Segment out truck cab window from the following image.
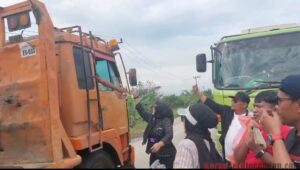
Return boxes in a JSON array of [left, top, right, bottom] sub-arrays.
[[96, 60, 112, 91], [108, 62, 121, 87], [73, 47, 94, 89], [96, 60, 121, 91]]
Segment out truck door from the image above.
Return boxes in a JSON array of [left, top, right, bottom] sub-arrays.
[[95, 59, 129, 135]]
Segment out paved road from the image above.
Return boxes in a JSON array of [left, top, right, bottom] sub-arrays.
[[131, 117, 218, 168]]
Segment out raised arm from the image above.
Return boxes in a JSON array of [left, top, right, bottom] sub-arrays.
[[234, 121, 254, 164], [135, 103, 152, 123], [96, 75, 127, 93], [192, 85, 207, 103], [261, 110, 294, 168], [235, 122, 274, 165], [132, 89, 153, 123], [234, 139, 249, 164], [193, 85, 230, 116]]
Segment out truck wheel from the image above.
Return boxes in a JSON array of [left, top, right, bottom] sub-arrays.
[[79, 150, 115, 169]]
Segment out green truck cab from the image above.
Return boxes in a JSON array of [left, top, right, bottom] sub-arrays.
[[196, 23, 300, 153], [197, 23, 300, 108]]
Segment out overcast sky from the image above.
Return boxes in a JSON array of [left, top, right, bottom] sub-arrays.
[[2, 0, 300, 94]]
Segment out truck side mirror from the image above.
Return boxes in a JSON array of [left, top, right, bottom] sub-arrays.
[[128, 68, 137, 86], [196, 54, 207, 72]]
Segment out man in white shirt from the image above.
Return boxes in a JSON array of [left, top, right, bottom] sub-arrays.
[[193, 85, 250, 164]]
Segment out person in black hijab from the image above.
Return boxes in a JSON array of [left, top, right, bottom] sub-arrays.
[[174, 103, 224, 168], [135, 100, 176, 168]]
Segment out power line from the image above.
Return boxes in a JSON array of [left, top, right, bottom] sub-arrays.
[[120, 47, 178, 80], [113, 47, 169, 81], [120, 44, 191, 81], [116, 49, 174, 86], [123, 44, 189, 80], [121, 40, 190, 81], [67, 33, 185, 81], [120, 44, 190, 81]]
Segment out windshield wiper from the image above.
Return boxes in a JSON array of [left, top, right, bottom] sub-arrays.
[[245, 81, 280, 94], [254, 80, 281, 85], [226, 84, 240, 88]]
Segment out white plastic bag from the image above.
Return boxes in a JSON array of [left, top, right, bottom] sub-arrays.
[[150, 159, 166, 169]]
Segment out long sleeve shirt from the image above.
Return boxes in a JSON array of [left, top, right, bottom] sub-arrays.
[[174, 139, 210, 168]]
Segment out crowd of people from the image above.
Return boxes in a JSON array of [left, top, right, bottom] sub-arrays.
[[133, 74, 300, 169]]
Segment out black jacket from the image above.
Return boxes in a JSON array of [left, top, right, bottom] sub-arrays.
[[135, 103, 176, 157], [204, 98, 249, 160], [284, 128, 300, 168]]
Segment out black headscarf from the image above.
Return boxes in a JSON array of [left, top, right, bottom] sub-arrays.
[[142, 101, 173, 145], [184, 103, 223, 168], [184, 103, 218, 141], [153, 101, 174, 123]]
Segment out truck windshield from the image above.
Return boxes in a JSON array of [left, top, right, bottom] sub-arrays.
[[214, 31, 300, 89]]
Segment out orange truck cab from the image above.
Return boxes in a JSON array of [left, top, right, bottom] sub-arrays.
[[0, 0, 136, 168]]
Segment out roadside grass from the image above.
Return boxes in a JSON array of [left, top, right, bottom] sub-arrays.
[[129, 121, 147, 139]]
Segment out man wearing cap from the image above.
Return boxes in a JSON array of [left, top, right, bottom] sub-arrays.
[[193, 85, 250, 164], [260, 74, 300, 168]]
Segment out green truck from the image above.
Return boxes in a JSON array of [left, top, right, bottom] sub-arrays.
[[197, 23, 300, 108], [196, 23, 300, 153]]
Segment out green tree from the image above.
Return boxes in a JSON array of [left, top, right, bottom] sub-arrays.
[[161, 89, 213, 110]]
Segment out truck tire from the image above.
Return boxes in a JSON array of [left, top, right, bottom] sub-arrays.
[[79, 150, 115, 169]]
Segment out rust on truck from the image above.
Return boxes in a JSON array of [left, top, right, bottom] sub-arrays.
[[0, 0, 135, 168]]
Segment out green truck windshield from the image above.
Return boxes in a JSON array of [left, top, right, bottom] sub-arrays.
[[214, 31, 300, 89]]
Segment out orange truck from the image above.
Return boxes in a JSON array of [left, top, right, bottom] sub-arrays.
[[0, 0, 136, 168]]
